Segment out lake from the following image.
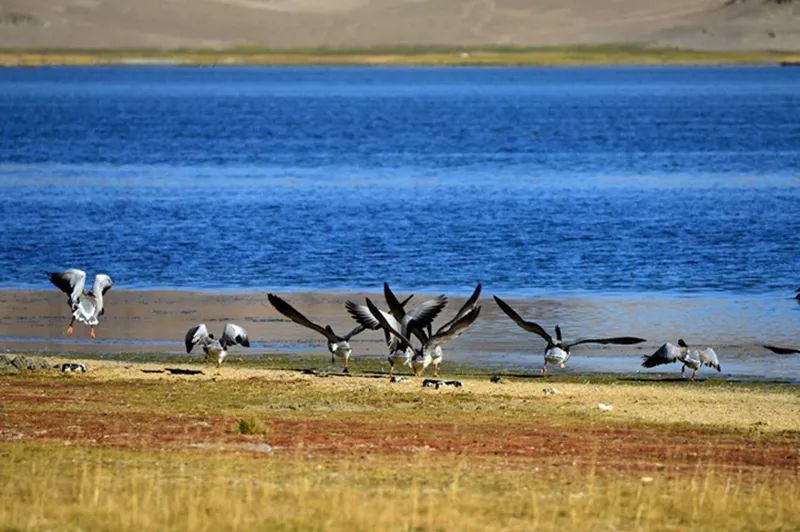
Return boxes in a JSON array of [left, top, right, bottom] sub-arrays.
[[1, 66, 798, 377]]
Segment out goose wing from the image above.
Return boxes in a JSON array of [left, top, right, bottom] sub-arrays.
[[366, 297, 414, 350], [222, 323, 250, 349], [268, 293, 337, 342], [641, 342, 681, 368], [567, 336, 647, 349], [763, 344, 800, 355], [342, 324, 367, 341], [437, 283, 481, 332], [185, 323, 211, 353], [346, 300, 401, 348], [403, 295, 448, 338], [383, 282, 407, 322], [492, 296, 553, 344], [92, 274, 113, 297], [429, 306, 481, 349], [697, 347, 721, 371], [346, 301, 402, 331], [47, 269, 86, 308]]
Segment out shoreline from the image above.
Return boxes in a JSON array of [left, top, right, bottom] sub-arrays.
[[1, 289, 798, 381], [1, 46, 798, 67]]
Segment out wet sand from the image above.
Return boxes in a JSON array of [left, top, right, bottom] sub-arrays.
[[1, 289, 798, 381]]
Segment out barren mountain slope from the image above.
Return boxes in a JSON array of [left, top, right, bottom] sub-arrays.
[[0, 0, 798, 50]]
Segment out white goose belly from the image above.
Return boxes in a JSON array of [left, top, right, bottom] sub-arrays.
[[430, 345, 443, 365], [544, 346, 569, 366]]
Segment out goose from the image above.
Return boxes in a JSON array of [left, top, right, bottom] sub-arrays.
[[423, 283, 482, 376], [47, 269, 113, 339], [185, 323, 250, 368], [382, 283, 448, 343], [493, 295, 646, 375], [345, 293, 415, 353], [365, 297, 480, 377], [795, 288, 800, 302], [345, 293, 416, 376], [268, 293, 366, 373], [641, 339, 721, 380], [346, 290, 446, 375], [763, 344, 800, 355]]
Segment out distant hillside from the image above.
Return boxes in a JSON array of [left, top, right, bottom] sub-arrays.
[[1, 0, 799, 51]]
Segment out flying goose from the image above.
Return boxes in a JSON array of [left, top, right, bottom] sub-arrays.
[[365, 297, 480, 377], [268, 293, 366, 373], [493, 295, 646, 375], [641, 339, 720, 380], [346, 291, 446, 375], [185, 323, 250, 368], [382, 283, 448, 343], [47, 269, 113, 339], [345, 293, 415, 353], [345, 293, 415, 375], [763, 344, 800, 355], [422, 283, 482, 376]]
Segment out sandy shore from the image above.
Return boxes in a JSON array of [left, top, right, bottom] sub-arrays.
[[1, 289, 798, 380]]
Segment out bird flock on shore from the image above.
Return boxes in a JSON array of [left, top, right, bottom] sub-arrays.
[[46, 269, 800, 381]]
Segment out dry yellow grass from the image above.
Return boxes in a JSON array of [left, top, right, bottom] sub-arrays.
[[1, 444, 797, 531]]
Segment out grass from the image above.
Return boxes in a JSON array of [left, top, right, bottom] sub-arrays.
[[0, 44, 798, 66], [1, 444, 797, 531], [0, 357, 798, 530], [238, 416, 268, 435]]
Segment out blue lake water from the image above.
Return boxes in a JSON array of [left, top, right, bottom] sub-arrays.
[[0, 66, 799, 296]]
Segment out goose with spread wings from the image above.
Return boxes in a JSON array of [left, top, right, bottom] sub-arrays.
[[366, 297, 480, 377], [345, 293, 417, 375], [422, 283, 482, 376], [346, 290, 446, 375], [493, 295, 646, 375], [185, 323, 250, 368], [641, 339, 720, 380], [382, 282, 449, 342], [47, 269, 113, 339], [268, 293, 366, 373], [345, 292, 415, 353]]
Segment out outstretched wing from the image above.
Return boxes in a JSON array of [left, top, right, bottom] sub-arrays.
[[185, 323, 210, 353], [383, 282, 407, 322], [92, 274, 113, 296], [568, 336, 647, 348], [222, 323, 250, 349], [404, 295, 448, 338], [342, 324, 367, 341], [437, 283, 481, 332], [429, 306, 481, 349], [641, 342, 681, 368], [763, 344, 800, 355], [47, 269, 86, 308], [346, 300, 403, 349], [366, 297, 414, 350], [697, 347, 721, 371], [492, 296, 553, 344], [346, 301, 401, 330], [268, 293, 337, 342]]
